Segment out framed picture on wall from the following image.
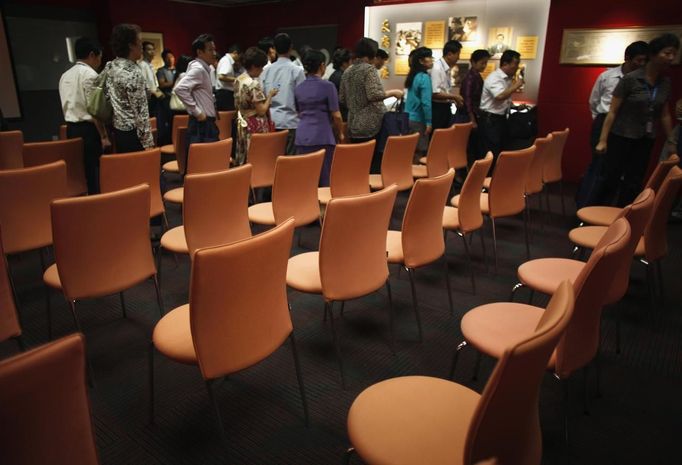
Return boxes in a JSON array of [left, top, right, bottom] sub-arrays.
[[140, 31, 164, 70], [487, 27, 513, 58]]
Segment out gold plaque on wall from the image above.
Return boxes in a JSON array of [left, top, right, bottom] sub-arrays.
[[394, 56, 410, 75], [516, 36, 538, 60], [424, 21, 445, 49]]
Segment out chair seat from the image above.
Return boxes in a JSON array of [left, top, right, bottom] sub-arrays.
[[576, 206, 621, 226], [411, 164, 428, 179], [163, 187, 184, 204], [461, 302, 556, 368], [160, 144, 175, 156], [286, 252, 321, 294], [568, 225, 607, 250], [348, 375, 479, 465], [43, 264, 61, 290], [442, 206, 460, 230], [162, 160, 179, 173], [482, 177, 491, 190], [369, 174, 384, 190], [418, 156, 427, 165], [248, 202, 276, 226], [152, 304, 197, 365], [160, 226, 188, 254], [517, 258, 584, 295], [386, 230, 404, 264], [317, 187, 331, 205], [451, 193, 489, 215]]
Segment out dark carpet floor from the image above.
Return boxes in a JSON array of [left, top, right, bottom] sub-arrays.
[[3, 181, 681, 465]]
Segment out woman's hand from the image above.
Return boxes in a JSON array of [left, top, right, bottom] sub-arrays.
[[425, 125, 433, 136], [595, 141, 607, 154], [387, 89, 404, 99], [338, 132, 345, 144], [268, 88, 279, 98]]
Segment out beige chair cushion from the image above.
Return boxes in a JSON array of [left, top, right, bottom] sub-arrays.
[[163, 187, 184, 204], [317, 187, 332, 205], [162, 160, 179, 173], [517, 258, 584, 295], [152, 304, 197, 364], [576, 206, 621, 226], [248, 202, 276, 226], [482, 177, 491, 190], [160, 226, 188, 254], [411, 164, 428, 179], [451, 192, 490, 215], [43, 264, 62, 290], [369, 174, 384, 190], [160, 144, 175, 156], [442, 206, 461, 230], [386, 230, 404, 265], [286, 252, 322, 294]]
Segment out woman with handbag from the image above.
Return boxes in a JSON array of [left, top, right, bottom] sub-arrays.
[[234, 47, 278, 166], [405, 46, 434, 159]]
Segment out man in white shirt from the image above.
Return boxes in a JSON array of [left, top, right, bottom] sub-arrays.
[[139, 41, 165, 120], [215, 44, 241, 111], [588, 41, 648, 148], [258, 37, 277, 72], [58, 37, 108, 194], [261, 33, 305, 154], [429, 40, 464, 130], [479, 49, 524, 162]]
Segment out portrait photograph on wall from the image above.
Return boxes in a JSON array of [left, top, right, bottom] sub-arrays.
[[448, 16, 479, 42], [488, 26, 513, 58], [139, 31, 164, 70], [395, 22, 422, 55]]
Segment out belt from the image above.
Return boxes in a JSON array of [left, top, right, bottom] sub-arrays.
[[190, 115, 216, 121], [480, 111, 506, 120]]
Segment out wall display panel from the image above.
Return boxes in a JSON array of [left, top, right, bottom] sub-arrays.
[[140, 32, 164, 70], [0, 10, 21, 118], [365, 0, 551, 102]]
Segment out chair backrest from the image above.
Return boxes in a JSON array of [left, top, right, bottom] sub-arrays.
[[58, 124, 68, 140], [99, 148, 164, 219], [543, 128, 569, 183], [0, 334, 99, 465], [183, 164, 252, 257], [0, 226, 21, 343], [186, 138, 232, 175], [190, 219, 295, 380], [329, 141, 374, 198], [149, 116, 157, 129], [644, 154, 679, 193], [465, 281, 574, 465], [320, 185, 398, 301], [643, 167, 682, 262], [525, 134, 552, 195], [23, 138, 87, 196], [380, 133, 418, 191], [247, 130, 287, 188], [272, 150, 324, 226], [0, 161, 68, 254], [175, 127, 189, 174], [51, 184, 156, 300], [217, 111, 236, 140], [0, 130, 24, 170], [554, 218, 631, 378], [604, 188, 655, 304], [425, 126, 454, 177], [402, 169, 454, 268], [489, 146, 536, 218], [171, 114, 190, 145], [458, 153, 494, 233], [449, 122, 473, 170]]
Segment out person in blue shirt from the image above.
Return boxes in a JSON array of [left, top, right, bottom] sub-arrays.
[[405, 47, 434, 157]]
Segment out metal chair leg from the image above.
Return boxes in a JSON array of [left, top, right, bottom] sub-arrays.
[[385, 280, 396, 354], [510, 282, 525, 301], [478, 229, 488, 273], [442, 259, 454, 315], [406, 268, 423, 342], [523, 204, 531, 260], [327, 301, 347, 389], [68, 300, 83, 333], [205, 379, 226, 438], [449, 340, 467, 380], [343, 447, 356, 465], [119, 291, 127, 318], [490, 217, 498, 273], [339, 301, 346, 317], [557, 374, 570, 447], [471, 351, 482, 381], [151, 276, 164, 317], [289, 333, 309, 426], [148, 343, 155, 424], [528, 289, 535, 305], [655, 260, 665, 305], [616, 308, 621, 355], [460, 232, 476, 295], [571, 246, 580, 258], [156, 244, 163, 289], [45, 285, 53, 340]]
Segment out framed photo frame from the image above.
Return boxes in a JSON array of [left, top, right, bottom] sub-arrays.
[[560, 25, 682, 65], [140, 31, 164, 70]]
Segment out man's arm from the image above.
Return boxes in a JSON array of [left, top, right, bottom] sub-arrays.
[[82, 72, 110, 146], [588, 74, 603, 119], [493, 77, 523, 101], [173, 66, 202, 118]]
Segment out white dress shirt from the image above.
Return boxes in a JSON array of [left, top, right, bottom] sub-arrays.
[[429, 57, 452, 94], [589, 65, 624, 119], [138, 59, 159, 94], [216, 53, 236, 91], [480, 68, 513, 115], [261, 57, 306, 129], [322, 63, 335, 80], [58, 61, 98, 123], [174, 58, 217, 118]]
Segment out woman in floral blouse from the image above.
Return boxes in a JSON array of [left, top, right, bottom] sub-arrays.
[[234, 47, 278, 165]]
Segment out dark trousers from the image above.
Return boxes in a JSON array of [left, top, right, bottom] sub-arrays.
[[184, 116, 220, 173], [432, 102, 453, 130], [66, 121, 102, 194], [479, 111, 507, 167], [215, 89, 235, 111], [600, 133, 655, 207], [278, 128, 297, 155], [157, 93, 173, 146], [590, 113, 607, 150], [351, 135, 382, 174], [297, 144, 335, 187], [114, 128, 144, 153]]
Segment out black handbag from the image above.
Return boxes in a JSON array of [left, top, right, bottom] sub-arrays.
[[507, 103, 537, 140], [376, 98, 409, 153]]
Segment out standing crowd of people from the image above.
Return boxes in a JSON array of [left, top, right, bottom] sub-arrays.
[[57, 24, 679, 211]]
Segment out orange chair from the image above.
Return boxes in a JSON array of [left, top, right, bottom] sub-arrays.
[[0, 334, 100, 465], [99, 148, 166, 226], [318, 141, 374, 205], [163, 138, 232, 205], [217, 110, 236, 140], [0, 130, 24, 169], [449, 122, 474, 171], [412, 125, 454, 178], [543, 128, 570, 216], [43, 185, 164, 346], [161, 126, 189, 176], [58, 124, 68, 140], [443, 154, 493, 293], [158, 165, 252, 285], [150, 219, 308, 434], [369, 133, 418, 191], [453, 220, 630, 442], [160, 114, 189, 157], [452, 146, 535, 271], [247, 130, 288, 199], [249, 150, 324, 232], [0, 226, 23, 351], [576, 154, 679, 226], [387, 169, 455, 341], [345, 280, 574, 465], [23, 138, 88, 196], [287, 186, 398, 387]]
